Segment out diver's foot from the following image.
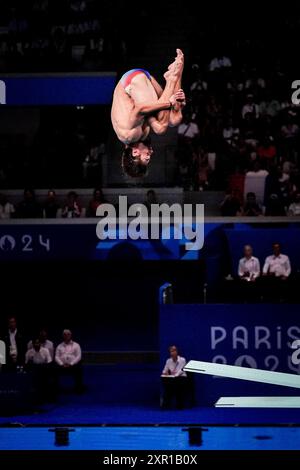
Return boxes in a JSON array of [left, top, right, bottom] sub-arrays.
[[168, 50, 184, 69], [164, 50, 184, 80], [164, 69, 173, 80], [176, 48, 184, 61], [165, 60, 183, 79], [171, 58, 184, 78]]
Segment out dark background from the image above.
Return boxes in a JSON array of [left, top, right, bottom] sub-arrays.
[[0, 259, 205, 350]]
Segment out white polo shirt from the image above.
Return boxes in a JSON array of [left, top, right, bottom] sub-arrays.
[[162, 356, 187, 377], [263, 254, 291, 277]]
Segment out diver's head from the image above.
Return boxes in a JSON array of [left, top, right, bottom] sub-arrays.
[[122, 140, 153, 177]]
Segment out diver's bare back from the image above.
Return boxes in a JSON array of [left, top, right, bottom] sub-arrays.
[[111, 81, 148, 145]]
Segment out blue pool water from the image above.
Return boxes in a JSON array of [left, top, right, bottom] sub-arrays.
[[0, 426, 300, 450]]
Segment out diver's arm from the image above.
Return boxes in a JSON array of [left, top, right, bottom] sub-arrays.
[[135, 101, 173, 116]]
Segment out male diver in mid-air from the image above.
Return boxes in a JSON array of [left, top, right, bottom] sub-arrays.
[[111, 49, 185, 177]]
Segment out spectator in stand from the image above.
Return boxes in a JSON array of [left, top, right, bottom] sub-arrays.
[[43, 190, 60, 218], [82, 143, 106, 184], [206, 95, 222, 120], [278, 166, 292, 207], [0, 193, 15, 219], [245, 70, 266, 94], [244, 162, 269, 205], [281, 117, 299, 162], [178, 114, 200, 141], [282, 160, 295, 181], [222, 118, 240, 145], [62, 191, 82, 218], [27, 328, 54, 361], [242, 192, 262, 216], [51, 27, 68, 63], [17, 189, 42, 218], [264, 165, 282, 201], [144, 189, 158, 211], [4, 316, 25, 370], [87, 188, 106, 217], [242, 94, 259, 119], [177, 159, 191, 190], [259, 93, 281, 118], [55, 329, 84, 393], [265, 193, 286, 216], [209, 54, 232, 72], [190, 70, 208, 92], [281, 119, 299, 141], [226, 76, 244, 93], [257, 136, 277, 167], [70, 1, 87, 13], [196, 152, 211, 191], [241, 112, 258, 147], [220, 189, 242, 216], [288, 192, 300, 216]]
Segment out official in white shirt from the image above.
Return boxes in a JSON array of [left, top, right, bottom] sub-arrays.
[[162, 346, 187, 377], [55, 329, 84, 393], [261, 243, 291, 301], [25, 337, 54, 402], [237, 245, 261, 301], [27, 328, 54, 361], [25, 339, 52, 365], [238, 245, 260, 282], [161, 345, 188, 409], [263, 243, 291, 279]]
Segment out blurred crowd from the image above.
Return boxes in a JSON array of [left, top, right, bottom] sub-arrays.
[[176, 59, 300, 214], [0, 0, 134, 72], [0, 187, 162, 219], [175, 33, 300, 215], [0, 187, 106, 218]]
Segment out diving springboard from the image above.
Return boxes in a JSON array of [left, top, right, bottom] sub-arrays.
[[183, 360, 300, 388], [215, 397, 300, 408]]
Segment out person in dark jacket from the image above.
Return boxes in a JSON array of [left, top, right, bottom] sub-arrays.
[[4, 316, 26, 370]]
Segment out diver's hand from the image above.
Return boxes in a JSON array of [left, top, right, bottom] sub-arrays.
[[175, 89, 186, 106], [169, 94, 177, 107]]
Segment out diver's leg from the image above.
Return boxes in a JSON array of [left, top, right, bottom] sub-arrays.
[[130, 48, 183, 105], [150, 76, 164, 98], [151, 50, 184, 127]]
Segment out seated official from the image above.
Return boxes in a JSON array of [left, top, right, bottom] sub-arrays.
[[25, 338, 52, 366], [27, 328, 54, 361], [161, 345, 188, 409], [25, 337, 52, 402], [238, 245, 260, 282], [261, 242, 291, 301], [262, 242, 291, 280], [237, 244, 260, 302], [55, 329, 84, 393]]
